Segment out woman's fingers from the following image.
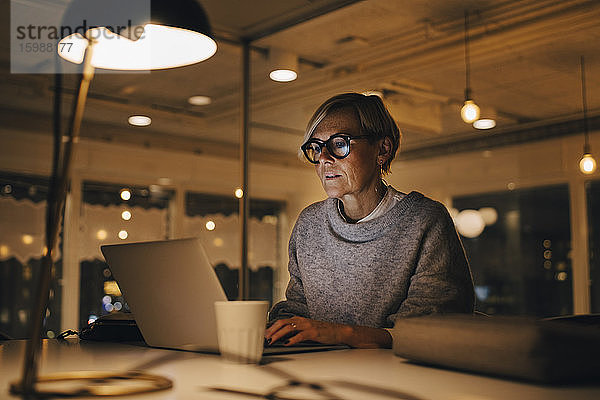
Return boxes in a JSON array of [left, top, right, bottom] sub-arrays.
[[264, 317, 303, 345], [265, 317, 344, 346]]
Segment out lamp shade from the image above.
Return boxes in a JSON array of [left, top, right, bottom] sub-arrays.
[[58, 0, 216, 70]]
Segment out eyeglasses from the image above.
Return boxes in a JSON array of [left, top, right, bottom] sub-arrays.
[[301, 133, 371, 164]]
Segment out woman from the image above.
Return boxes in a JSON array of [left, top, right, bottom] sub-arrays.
[[265, 93, 474, 349]]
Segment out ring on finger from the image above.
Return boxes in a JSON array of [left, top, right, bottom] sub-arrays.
[[290, 323, 297, 329]]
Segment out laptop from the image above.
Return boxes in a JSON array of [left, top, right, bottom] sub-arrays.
[[100, 238, 347, 354]]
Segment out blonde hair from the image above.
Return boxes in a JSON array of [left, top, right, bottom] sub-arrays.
[[302, 93, 401, 174]]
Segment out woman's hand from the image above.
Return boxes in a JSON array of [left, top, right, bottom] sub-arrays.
[[265, 316, 346, 346], [264, 317, 392, 348]]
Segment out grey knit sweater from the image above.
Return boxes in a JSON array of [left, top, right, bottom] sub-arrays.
[[269, 191, 474, 328]]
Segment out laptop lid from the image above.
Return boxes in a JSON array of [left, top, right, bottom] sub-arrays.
[[101, 238, 226, 351]]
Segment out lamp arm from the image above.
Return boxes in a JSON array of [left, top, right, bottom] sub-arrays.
[[12, 40, 95, 397]]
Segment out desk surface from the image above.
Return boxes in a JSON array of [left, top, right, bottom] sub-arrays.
[[1, 340, 599, 399]]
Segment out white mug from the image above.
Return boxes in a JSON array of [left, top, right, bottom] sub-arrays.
[[214, 301, 269, 363]]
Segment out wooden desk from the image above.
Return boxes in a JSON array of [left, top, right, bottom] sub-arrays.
[[1, 340, 599, 399]]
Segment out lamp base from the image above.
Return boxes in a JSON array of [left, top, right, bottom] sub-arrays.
[[10, 370, 172, 397]]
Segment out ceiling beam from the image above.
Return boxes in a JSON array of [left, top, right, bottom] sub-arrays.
[[398, 114, 600, 161]]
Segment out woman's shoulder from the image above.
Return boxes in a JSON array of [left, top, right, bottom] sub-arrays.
[[297, 198, 331, 221], [397, 190, 453, 220]]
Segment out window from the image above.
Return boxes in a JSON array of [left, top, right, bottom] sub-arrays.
[[586, 180, 600, 313], [79, 182, 173, 328], [0, 172, 62, 339], [184, 192, 285, 304], [453, 184, 572, 317]]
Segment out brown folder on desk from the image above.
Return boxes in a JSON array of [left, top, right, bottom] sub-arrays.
[[392, 314, 600, 383]]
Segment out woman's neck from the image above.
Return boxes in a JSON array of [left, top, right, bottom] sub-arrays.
[[339, 180, 387, 222]]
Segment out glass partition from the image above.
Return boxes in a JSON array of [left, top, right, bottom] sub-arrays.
[[0, 172, 62, 339], [453, 184, 572, 317]]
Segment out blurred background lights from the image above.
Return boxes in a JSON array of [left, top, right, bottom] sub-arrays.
[[96, 229, 108, 240], [205, 220, 216, 231], [118, 230, 128, 240], [114, 302, 123, 311], [188, 95, 212, 105], [18, 309, 27, 324], [478, 207, 498, 226], [128, 115, 152, 127], [120, 189, 131, 201], [21, 234, 34, 245], [213, 237, 224, 247], [262, 215, 278, 224], [474, 286, 490, 301], [157, 177, 172, 185], [149, 185, 163, 193], [556, 272, 568, 281], [102, 295, 112, 304], [104, 303, 114, 312], [121, 210, 132, 221], [0, 245, 10, 258], [234, 188, 243, 198], [454, 209, 485, 238], [3, 184, 12, 194]]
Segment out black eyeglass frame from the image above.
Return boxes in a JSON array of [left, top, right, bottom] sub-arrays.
[[301, 133, 372, 164]]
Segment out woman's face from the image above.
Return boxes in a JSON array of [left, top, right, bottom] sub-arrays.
[[311, 108, 381, 201]]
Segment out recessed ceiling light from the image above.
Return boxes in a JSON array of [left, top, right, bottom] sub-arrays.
[[473, 119, 496, 130], [269, 69, 297, 82], [188, 95, 212, 106], [128, 115, 151, 126]]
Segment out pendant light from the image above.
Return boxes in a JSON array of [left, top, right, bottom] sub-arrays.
[[461, 10, 480, 124], [579, 55, 597, 174]]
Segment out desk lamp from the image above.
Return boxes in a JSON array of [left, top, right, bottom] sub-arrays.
[[10, 0, 216, 397]]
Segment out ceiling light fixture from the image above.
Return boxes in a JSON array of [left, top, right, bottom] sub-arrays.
[[473, 118, 496, 130], [269, 48, 298, 82], [188, 95, 212, 105], [128, 115, 151, 126], [578, 56, 597, 175], [460, 10, 480, 124]]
